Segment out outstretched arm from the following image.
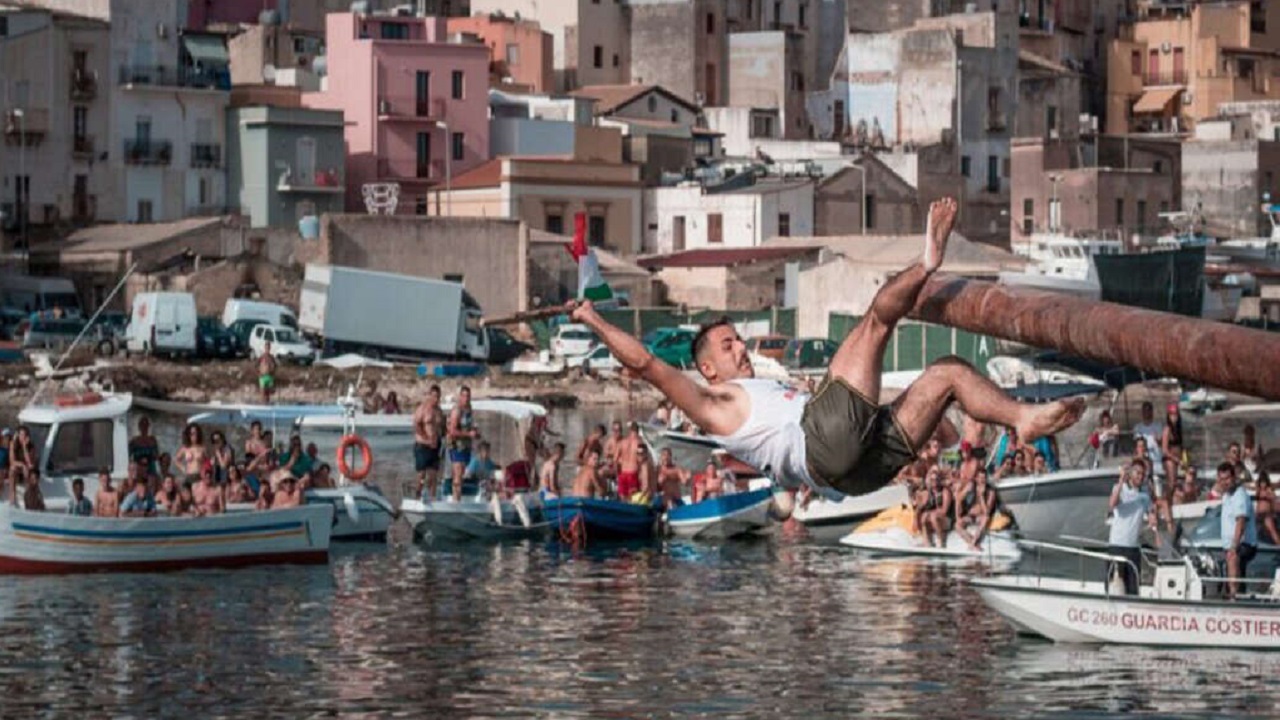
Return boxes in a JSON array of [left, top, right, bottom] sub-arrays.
[[570, 301, 738, 435]]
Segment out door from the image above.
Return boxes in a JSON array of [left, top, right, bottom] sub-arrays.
[[673, 215, 686, 251], [416, 132, 432, 177], [415, 71, 431, 116], [708, 213, 723, 244], [1173, 47, 1185, 84], [834, 99, 845, 139]]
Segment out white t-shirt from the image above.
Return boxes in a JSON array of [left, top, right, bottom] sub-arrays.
[[1220, 485, 1258, 549], [1108, 483, 1151, 548], [708, 378, 814, 491]]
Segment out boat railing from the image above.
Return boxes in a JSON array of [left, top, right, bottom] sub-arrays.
[[1019, 539, 1141, 596]]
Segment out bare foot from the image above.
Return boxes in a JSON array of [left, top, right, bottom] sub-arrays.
[[924, 197, 958, 273], [1016, 398, 1086, 443]]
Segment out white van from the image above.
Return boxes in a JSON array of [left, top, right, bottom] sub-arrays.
[[0, 274, 83, 318], [125, 292, 197, 356], [222, 299, 298, 330]]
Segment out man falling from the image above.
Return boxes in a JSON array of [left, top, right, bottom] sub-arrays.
[[568, 198, 1083, 502]]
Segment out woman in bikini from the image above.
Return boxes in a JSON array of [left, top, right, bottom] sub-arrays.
[[174, 424, 208, 482], [210, 430, 235, 485], [1243, 424, 1265, 478], [1255, 471, 1280, 546]]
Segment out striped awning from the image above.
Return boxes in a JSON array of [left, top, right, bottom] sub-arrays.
[[1132, 87, 1180, 114]]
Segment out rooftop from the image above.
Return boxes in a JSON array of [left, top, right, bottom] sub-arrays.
[[61, 217, 224, 254], [765, 233, 1025, 273], [570, 84, 699, 116], [637, 246, 820, 270]]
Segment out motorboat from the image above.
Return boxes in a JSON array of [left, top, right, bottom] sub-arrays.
[[542, 497, 660, 541], [838, 505, 1022, 563], [664, 487, 777, 540], [972, 540, 1280, 648], [793, 483, 911, 542], [0, 502, 332, 574]]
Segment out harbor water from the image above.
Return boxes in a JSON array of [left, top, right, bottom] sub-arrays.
[[0, 406, 1276, 716]]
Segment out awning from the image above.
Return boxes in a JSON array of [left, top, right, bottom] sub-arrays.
[[182, 35, 229, 66], [1132, 87, 1180, 114]]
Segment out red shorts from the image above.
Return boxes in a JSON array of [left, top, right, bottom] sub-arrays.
[[617, 471, 641, 499]]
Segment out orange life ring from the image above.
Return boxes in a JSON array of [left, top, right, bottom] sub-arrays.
[[54, 392, 103, 408], [337, 434, 373, 481]]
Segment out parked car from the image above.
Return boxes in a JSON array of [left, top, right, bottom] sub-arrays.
[[226, 319, 267, 356], [223, 299, 298, 330], [486, 327, 533, 365], [196, 316, 238, 359], [22, 318, 88, 351], [550, 323, 595, 358], [785, 337, 838, 369], [571, 343, 623, 375], [746, 334, 790, 362], [647, 328, 697, 368], [0, 307, 26, 341], [249, 324, 316, 364]]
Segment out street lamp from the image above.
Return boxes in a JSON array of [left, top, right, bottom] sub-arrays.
[[434, 119, 451, 217], [13, 108, 26, 258]]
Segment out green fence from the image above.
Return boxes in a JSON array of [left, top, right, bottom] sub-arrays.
[[529, 307, 798, 349], [828, 313, 997, 372]]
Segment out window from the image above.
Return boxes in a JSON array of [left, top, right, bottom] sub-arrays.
[[137, 200, 153, 223], [1137, 200, 1147, 231], [752, 114, 774, 137], [799, 2, 807, 27], [506, 43, 520, 65], [416, 71, 431, 114], [1159, 201, 1169, 215], [1115, 198, 1124, 226], [865, 195, 875, 230], [47, 420, 114, 474], [73, 49, 87, 72], [1252, 1, 1266, 33], [987, 155, 999, 192], [416, 132, 432, 174], [746, 0, 752, 19], [294, 36, 307, 54], [708, 212, 723, 243], [648, 95, 658, 113], [451, 70, 464, 99], [199, 176, 210, 205], [961, 155, 970, 178], [706, 12, 715, 34], [593, 45, 603, 68], [1130, 49, 1141, 76], [136, 115, 152, 143], [73, 106, 87, 139], [1022, 198, 1034, 234], [444, 273, 464, 284], [670, 109, 679, 123], [673, 215, 686, 251], [774, 1, 781, 21], [546, 214, 564, 234], [612, 53, 619, 68], [415, 197, 428, 215], [987, 86, 1003, 130], [451, 131, 464, 161], [1153, 160, 1164, 174], [380, 22, 409, 40], [0, 17, 7, 36], [791, 72, 804, 91], [1046, 105, 1057, 134], [296, 137, 316, 184], [778, 212, 791, 237], [588, 215, 606, 247]]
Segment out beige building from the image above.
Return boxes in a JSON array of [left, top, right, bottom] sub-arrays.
[[468, 0, 629, 92], [1108, 1, 1280, 135], [638, 245, 820, 310], [816, 154, 926, 236]]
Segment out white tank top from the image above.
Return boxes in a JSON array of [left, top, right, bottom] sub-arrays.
[[708, 378, 814, 490]]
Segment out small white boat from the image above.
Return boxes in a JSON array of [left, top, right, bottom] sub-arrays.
[[401, 492, 545, 541], [839, 506, 1022, 563], [0, 502, 333, 574], [972, 541, 1280, 648], [664, 487, 777, 540]]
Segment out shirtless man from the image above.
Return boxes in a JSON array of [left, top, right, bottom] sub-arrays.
[[566, 198, 1083, 504], [272, 476, 303, 508], [570, 451, 605, 498], [615, 422, 644, 500], [657, 449, 689, 509], [577, 424, 606, 464], [636, 445, 658, 500], [601, 421, 625, 485], [192, 466, 225, 516], [245, 420, 269, 458], [129, 417, 160, 480], [256, 343, 278, 404], [412, 384, 446, 501], [21, 469, 45, 511], [94, 469, 120, 518], [539, 442, 566, 498]]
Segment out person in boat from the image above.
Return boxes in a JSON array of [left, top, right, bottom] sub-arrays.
[[523, 416, 555, 469], [94, 469, 120, 518], [615, 422, 645, 501], [0, 428, 10, 496], [539, 442, 565, 498], [383, 390, 402, 415], [651, 401, 671, 428], [413, 384, 446, 502], [577, 424, 606, 465], [1224, 442, 1253, 484], [128, 417, 160, 480], [119, 477, 156, 518], [953, 463, 999, 551], [1089, 409, 1120, 461], [155, 474, 179, 513], [271, 475, 303, 509], [913, 467, 953, 547], [8, 425, 35, 488], [173, 482, 197, 517], [447, 385, 481, 503], [1030, 451, 1048, 475], [464, 441, 499, 497], [1107, 460, 1156, 596], [570, 450, 605, 499], [1242, 424, 1265, 478], [245, 420, 269, 458], [1160, 402, 1185, 495], [601, 420, 625, 491], [1132, 401, 1164, 469], [192, 464, 225, 516], [1254, 471, 1280, 547], [207, 430, 234, 485], [244, 451, 271, 497], [224, 465, 253, 504], [1030, 433, 1059, 473], [67, 477, 93, 517], [634, 444, 658, 504], [1172, 466, 1202, 505], [1217, 462, 1259, 599], [992, 452, 1016, 481], [657, 448, 689, 509], [175, 423, 207, 483], [257, 342, 278, 404], [279, 434, 313, 479], [1011, 448, 1030, 477], [362, 380, 385, 414], [255, 479, 275, 510], [311, 463, 335, 490]]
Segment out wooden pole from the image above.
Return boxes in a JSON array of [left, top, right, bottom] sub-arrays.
[[910, 274, 1280, 401], [481, 304, 571, 327]]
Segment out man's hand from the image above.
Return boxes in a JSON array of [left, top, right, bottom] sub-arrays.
[[568, 299, 599, 326]]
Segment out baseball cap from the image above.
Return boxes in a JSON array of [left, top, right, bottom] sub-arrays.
[[1167, 403, 1179, 413]]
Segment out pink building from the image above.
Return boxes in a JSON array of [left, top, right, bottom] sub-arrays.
[[302, 12, 490, 213], [447, 13, 554, 94]]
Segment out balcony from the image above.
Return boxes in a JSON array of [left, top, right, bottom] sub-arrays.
[[70, 69, 98, 100], [118, 64, 226, 91], [3, 108, 49, 146], [376, 158, 443, 182], [277, 168, 344, 193], [190, 143, 222, 169], [123, 139, 173, 165], [376, 95, 446, 122], [72, 135, 95, 160], [1143, 69, 1188, 87], [72, 194, 97, 223]]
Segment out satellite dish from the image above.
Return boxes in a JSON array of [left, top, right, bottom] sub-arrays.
[[263, 64, 277, 84]]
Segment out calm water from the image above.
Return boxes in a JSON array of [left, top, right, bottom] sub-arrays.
[[0, 406, 1277, 716]]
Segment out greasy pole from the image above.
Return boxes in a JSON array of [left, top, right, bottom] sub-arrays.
[[909, 274, 1280, 401]]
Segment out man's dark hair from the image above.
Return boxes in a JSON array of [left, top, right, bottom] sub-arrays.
[[692, 317, 735, 364], [553, 442, 566, 453], [595, 424, 606, 435], [429, 384, 441, 394], [1229, 441, 1241, 451], [1217, 462, 1236, 477], [72, 477, 84, 488]]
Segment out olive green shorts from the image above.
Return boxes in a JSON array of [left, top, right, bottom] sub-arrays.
[[801, 375, 916, 496]]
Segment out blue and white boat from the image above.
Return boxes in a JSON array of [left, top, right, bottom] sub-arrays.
[[542, 498, 660, 541], [665, 488, 776, 540]]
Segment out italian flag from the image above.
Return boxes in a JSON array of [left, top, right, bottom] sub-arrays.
[[567, 212, 614, 301]]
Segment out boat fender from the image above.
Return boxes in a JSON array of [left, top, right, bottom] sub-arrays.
[[54, 391, 103, 407], [768, 489, 795, 521], [343, 492, 360, 523], [336, 435, 373, 481], [490, 493, 503, 526]]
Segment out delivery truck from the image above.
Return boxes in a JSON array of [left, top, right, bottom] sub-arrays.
[[299, 265, 489, 361]]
